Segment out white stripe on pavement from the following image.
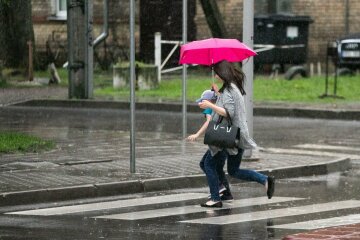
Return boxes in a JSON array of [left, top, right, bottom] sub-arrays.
[[5, 193, 205, 216], [180, 200, 360, 225], [94, 197, 302, 220], [294, 144, 360, 152], [265, 148, 358, 159], [269, 214, 360, 230]]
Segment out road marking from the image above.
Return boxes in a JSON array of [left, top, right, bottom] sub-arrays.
[[269, 214, 360, 230], [180, 200, 360, 225], [94, 197, 302, 220], [5, 193, 205, 216], [294, 144, 360, 152], [264, 148, 359, 159]]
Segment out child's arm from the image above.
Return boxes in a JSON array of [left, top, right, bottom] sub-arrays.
[[187, 114, 212, 141], [198, 100, 227, 117]]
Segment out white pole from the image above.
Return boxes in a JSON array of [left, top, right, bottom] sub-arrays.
[[182, 0, 188, 139], [317, 61, 322, 76], [243, 0, 254, 158], [154, 32, 162, 82], [129, 0, 136, 173]]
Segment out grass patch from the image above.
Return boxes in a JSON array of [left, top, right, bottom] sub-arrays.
[[95, 77, 211, 101], [95, 74, 360, 104], [0, 132, 55, 154], [254, 75, 360, 103], [3, 67, 359, 105], [95, 76, 214, 102], [0, 80, 8, 88]]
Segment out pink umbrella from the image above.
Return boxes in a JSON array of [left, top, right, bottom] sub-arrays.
[[179, 38, 257, 66]]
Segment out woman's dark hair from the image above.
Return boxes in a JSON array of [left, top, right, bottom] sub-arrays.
[[213, 60, 246, 95]]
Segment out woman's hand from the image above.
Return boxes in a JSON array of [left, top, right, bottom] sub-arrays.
[[187, 133, 199, 141], [198, 100, 214, 109], [211, 83, 220, 95]]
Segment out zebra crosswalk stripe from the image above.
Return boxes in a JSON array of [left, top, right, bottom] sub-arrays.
[[94, 197, 302, 220], [5, 193, 205, 216], [265, 147, 358, 159], [180, 200, 360, 225], [269, 214, 360, 230], [294, 144, 360, 152]]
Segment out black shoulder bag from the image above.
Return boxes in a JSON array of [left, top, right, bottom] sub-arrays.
[[203, 109, 240, 148]]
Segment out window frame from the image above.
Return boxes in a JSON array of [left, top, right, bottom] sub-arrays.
[[56, 0, 67, 19]]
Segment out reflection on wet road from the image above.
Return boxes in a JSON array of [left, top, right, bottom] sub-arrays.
[[1, 163, 360, 240]]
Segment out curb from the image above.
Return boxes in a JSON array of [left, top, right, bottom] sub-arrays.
[[254, 106, 360, 121], [0, 157, 351, 206], [10, 99, 360, 120]]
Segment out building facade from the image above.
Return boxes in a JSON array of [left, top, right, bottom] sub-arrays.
[[31, 0, 360, 69]]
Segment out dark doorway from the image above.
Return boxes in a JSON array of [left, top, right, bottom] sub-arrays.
[[139, 0, 196, 65]]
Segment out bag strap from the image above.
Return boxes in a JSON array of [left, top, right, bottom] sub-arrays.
[[224, 108, 233, 126], [216, 115, 224, 124], [215, 108, 233, 126]]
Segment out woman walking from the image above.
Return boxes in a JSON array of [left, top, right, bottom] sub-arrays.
[[198, 60, 275, 208]]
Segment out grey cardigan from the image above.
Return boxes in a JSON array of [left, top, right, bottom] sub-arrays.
[[209, 83, 257, 156]]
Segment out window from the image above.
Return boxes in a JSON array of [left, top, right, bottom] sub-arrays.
[[56, 0, 67, 18], [277, 0, 292, 14], [255, 0, 292, 14]]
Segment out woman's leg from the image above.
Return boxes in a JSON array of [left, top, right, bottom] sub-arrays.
[[227, 148, 267, 185], [215, 150, 231, 193], [204, 151, 221, 202], [199, 150, 210, 174]]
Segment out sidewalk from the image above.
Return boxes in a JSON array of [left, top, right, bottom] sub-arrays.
[[0, 87, 358, 207]]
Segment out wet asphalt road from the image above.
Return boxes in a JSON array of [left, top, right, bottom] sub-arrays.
[[0, 107, 360, 239], [0, 162, 359, 240], [1, 106, 360, 150]]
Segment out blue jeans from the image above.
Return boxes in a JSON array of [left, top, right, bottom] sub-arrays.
[[227, 148, 268, 185], [204, 148, 268, 201], [200, 150, 229, 191], [203, 150, 223, 201]]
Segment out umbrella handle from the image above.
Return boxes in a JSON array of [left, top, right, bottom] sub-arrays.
[[211, 59, 214, 84]]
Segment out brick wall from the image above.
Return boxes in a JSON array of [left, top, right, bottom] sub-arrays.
[[349, 0, 360, 33], [291, 0, 347, 63], [31, 0, 140, 67], [31, 0, 360, 66], [195, 0, 244, 39], [195, 0, 360, 65], [32, 0, 51, 17]]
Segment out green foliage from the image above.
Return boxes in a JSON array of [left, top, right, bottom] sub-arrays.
[[0, 0, 35, 68], [3, 67, 359, 105], [0, 132, 55, 154], [95, 74, 360, 104], [0, 79, 7, 87], [95, 76, 214, 101], [0, 0, 11, 6], [253, 75, 360, 102]]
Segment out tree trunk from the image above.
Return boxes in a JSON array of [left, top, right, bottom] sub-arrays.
[[0, 62, 4, 83], [199, 0, 228, 38], [0, 0, 35, 69]]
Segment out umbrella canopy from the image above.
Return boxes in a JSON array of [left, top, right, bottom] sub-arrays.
[[179, 38, 257, 66]]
